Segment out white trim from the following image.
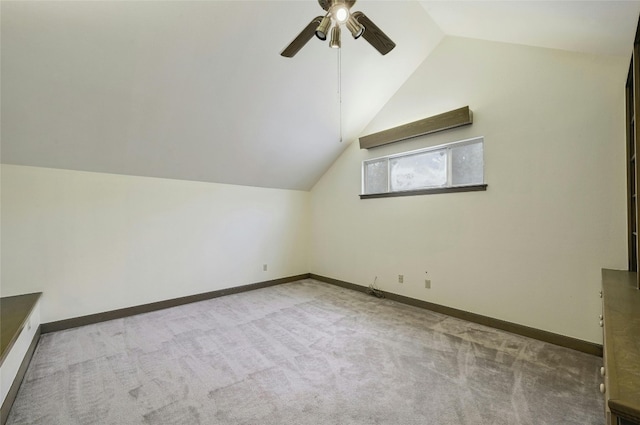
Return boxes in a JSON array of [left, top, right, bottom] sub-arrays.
[[364, 136, 484, 163]]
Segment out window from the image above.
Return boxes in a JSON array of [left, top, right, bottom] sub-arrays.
[[361, 137, 486, 198]]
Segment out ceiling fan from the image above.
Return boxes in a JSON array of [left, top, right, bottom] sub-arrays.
[[281, 0, 396, 58]]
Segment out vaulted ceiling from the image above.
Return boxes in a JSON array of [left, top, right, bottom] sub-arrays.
[[2, 1, 639, 191]]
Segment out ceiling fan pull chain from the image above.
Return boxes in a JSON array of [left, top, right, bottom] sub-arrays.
[[338, 47, 343, 143]]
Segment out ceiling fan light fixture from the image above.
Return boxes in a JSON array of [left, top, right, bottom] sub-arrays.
[[315, 15, 331, 40], [281, 0, 396, 58], [346, 15, 364, 39], [333, 5, 349, 23], [329, 25, 341, 49]]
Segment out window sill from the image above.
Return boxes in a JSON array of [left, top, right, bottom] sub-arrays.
[[359, 184, 488, 199]]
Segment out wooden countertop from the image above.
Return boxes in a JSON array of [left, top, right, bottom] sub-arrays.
[[0, 293, 42, 367], [602, 269, 640, 423]]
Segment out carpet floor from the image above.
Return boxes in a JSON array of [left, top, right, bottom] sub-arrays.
[[7, 279, 604, 425]]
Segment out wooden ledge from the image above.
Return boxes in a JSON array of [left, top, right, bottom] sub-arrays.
[[360, 106, 473, 149], [0, 293, 42, 367], [601, 269, 640, 422]]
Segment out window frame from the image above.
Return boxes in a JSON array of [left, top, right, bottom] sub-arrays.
[[360, 136, 487, 199]]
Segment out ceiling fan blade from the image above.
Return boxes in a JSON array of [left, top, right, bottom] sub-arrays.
[[281, 16, 324, 58], [352, 11, 396, 55]]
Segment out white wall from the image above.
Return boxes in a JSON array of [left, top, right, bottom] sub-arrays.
[[1, 165, 310, 323], [310, 36, 628, 344], [0, 37, 629, 344]]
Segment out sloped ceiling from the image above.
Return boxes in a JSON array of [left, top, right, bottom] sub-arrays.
[[0, 1, 442, 190], [420, 0, 640, 57], [1, 1, 639, 191], [359, 0, 640, 137]]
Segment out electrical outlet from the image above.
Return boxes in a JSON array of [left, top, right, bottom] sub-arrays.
[[425, 279, 431, 289], [398, 275, 404, 284], [263, 264, 267, 271]]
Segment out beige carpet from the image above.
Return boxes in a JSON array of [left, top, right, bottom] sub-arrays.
[[7, 279, 604, 424]]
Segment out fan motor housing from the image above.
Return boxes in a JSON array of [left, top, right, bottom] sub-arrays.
[[318, 0, 357, 12]]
